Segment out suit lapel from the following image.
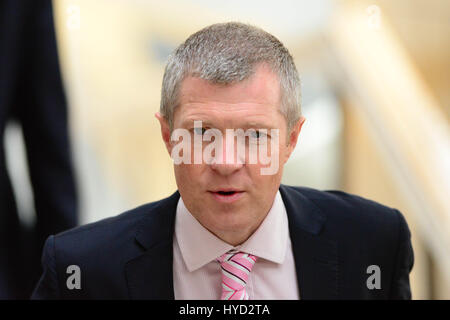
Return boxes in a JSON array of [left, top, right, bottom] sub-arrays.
[[280, 185, 339, 299], [125, 191, 180, 299]]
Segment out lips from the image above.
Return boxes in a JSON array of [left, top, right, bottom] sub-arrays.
[[217, 191, 235, 195], [208, 189, 245, 203]]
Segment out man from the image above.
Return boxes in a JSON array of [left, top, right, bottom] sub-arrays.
[[0, 0, 78, 299], [32, 22, 413, 300]]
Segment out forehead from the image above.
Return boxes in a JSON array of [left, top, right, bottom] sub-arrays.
[[175, 65, 284, 128]]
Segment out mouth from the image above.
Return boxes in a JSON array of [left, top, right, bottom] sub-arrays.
[[208, 189, 245, 203]]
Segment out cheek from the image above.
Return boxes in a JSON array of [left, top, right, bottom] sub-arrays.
[[174, 164, 206, 189], [279, 146, 290, 165], [274, 136, 290, 165], [174, 165, 194, 187], [247, 164, 282, 187]]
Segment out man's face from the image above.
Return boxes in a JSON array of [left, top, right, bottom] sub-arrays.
[[157, 64, 305, 245]]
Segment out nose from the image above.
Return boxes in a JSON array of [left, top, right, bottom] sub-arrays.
[[209, 134, 244, 175], [210, 160, 243, 176]]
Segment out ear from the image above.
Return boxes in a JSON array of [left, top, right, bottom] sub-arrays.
[[155, 112, 173, 155], [283, 116, 306, 163]]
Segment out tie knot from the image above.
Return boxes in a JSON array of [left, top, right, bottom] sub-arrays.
[[217, 251, 258, 300]]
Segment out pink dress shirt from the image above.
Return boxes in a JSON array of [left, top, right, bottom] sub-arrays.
[[173, 191, 300, 300]]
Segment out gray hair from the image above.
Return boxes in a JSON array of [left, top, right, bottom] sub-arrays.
[[160, 22, 301, 132]]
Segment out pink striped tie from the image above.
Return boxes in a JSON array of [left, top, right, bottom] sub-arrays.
[[217, 251, 258, 300]]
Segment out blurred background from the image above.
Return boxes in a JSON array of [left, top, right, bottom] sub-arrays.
[[2, 0, 449, 299]]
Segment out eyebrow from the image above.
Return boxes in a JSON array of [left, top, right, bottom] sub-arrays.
[[244, 122, 275, 129], [180, 120, 276, 130], [180, 118, 214, 128]]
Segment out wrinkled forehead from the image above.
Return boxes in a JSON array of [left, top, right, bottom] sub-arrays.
[[173, 65, 285, 129]]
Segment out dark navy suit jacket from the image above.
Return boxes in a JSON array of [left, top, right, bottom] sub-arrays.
[[31, 185, 414, 299]]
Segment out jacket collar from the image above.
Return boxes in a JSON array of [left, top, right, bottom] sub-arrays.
[[125, 185, 338, 299], [125, 191, 179, 299], [279, 185, 339, 299]]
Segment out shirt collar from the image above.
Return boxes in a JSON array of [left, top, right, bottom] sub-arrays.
[[175, 190, 289, 272]]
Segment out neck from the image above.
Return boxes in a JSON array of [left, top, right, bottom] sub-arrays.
[[212, 215, 267, 247]]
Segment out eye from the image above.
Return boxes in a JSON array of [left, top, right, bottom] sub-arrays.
[[249, 130, 268, 140], [193, 127, 207, 136]]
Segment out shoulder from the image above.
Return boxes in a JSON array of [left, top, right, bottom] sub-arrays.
[[281, 185, 409, 241], [53, 201, 159, 250], [49, 192, 179, 268]]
